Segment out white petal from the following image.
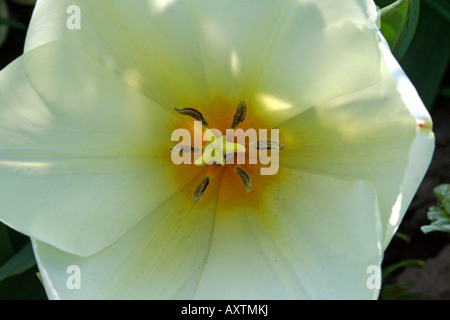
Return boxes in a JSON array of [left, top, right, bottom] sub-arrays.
[[180, 0, 381, 126], [0, 41, 202, 256], [34, 169, 382, 300], [249, 1, 381, 127], [279, 34, 434, 248], [32, 173, 221, 299], [193, 168, 382, 299], [377, 34, 434, 247], [25, 0, 379, 125], [25, 0, 212, 113]]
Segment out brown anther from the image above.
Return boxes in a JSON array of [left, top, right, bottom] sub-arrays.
[[175, 107, 208, 126], [235, 167, 252, 192], [255, 140, 285, 151], [193, 176, 210, 203], [170, 145, 200, 155], [231, 101, 247, 129]]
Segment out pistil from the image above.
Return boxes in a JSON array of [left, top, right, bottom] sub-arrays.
[[194, 129, 246, 166]]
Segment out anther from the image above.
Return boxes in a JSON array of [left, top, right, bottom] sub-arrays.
[[255, 140, 285, 150], [175, 107, 208, 126], [235, 167, 252, 192], [193, 176, 210, 203], [170, 145, 200, 155], [231, 101, 247, 129]]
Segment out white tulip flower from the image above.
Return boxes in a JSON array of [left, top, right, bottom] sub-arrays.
[[0, 0, 434, 299]]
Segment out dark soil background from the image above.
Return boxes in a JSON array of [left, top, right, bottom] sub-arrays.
[[0, 0, 448, 300]]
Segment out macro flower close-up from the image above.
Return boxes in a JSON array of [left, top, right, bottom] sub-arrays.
[[0, 0, 438, 300]]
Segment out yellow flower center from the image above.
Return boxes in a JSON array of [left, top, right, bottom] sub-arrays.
[[171, 100, 283, 203]]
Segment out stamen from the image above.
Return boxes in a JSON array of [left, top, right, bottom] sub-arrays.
[[231, 101, 247, 129], [235, 167, 252, 192], [175, 107, 208, 126], [255, 140, 285, 150], [193, 176, 210, 203], [170, 145, 200, 154]]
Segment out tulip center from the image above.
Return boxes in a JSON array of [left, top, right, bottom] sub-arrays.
[[172, 101, 283, 203], [194, 129, 246, 166]]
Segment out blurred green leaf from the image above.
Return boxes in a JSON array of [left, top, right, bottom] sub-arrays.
[[382, 259, 424, 280], [393, 232, 411, 243], [421, 205, 450, 233], [381, 283, 422, 300], [10, 0, 36, 5], [0, 16, 26, 30], [0, 242, 36, 282], [0, 268, 47, 300], [0, 223, 14, 265], [441, 87, 450, 98], [400, 1, 450, 108], [0, 0, 9, 47], [423, 0, 450, 21], [376, 0, 397, 7], [433, 184, 450, 213], [379, 0, 420, 60]]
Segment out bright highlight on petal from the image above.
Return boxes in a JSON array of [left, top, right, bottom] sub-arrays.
[[257, 94, 293, 111], [151, 0, 176, 14]]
